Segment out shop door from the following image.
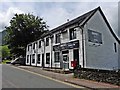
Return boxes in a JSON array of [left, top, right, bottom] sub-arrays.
[[73, 49, 79, 66], [42, 54, 44, 67], [63, 54, 69, 70]]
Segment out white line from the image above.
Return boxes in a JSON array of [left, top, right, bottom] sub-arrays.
[[9, 65, 84, 88]]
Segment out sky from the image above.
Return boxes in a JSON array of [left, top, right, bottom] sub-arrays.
[[0, 0, 119, 37]]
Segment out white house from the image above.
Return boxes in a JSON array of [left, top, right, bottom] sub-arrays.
[[26, 7, 120, 71]]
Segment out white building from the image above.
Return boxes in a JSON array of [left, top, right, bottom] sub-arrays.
[[26, 7, 120, 71]]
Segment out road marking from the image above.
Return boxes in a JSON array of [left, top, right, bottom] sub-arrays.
[[9, 65, 83, 88]]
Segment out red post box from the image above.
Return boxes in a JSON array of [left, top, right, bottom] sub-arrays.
[[71, 61, 77, 67]]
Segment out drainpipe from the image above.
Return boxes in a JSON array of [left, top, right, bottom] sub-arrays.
[[59, 31, 62, 69], [36, 41, 38, 67], [42, 39, 45, 68], [50, 34, 53, 69], [79, 26, 85, 68]]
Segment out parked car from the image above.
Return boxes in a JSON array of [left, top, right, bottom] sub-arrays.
[[11, 57, 26, 65]]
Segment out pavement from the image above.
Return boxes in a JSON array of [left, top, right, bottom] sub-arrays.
[[13, 65, 120, 89]]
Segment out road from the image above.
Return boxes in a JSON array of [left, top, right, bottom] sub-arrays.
[[2, 64, 83, 88]]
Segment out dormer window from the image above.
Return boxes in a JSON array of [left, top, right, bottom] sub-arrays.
[[46, 37, 49, 46], [69, 28, 76, 40], [27, 45, 29, 51], [55, 34, 60, 44], [33, 43, 35, 49], [62, 30, 68, 40], [39, 41, 41, 48]]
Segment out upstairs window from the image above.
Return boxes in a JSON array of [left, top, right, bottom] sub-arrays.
[[69, 28, 76, 40], [114, 43, 117, 53], [55, 34, 60, 44], [62, 30, 68, 40], [39, 41, 41, 48], [27, 45, 29, 51], [33, 43, 35, 49], [46, 37, 49, 46]]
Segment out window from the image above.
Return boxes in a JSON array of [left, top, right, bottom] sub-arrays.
[[62, 30, 68, 40], [46, 53, 50, 64], [55, 34, 60, 43], [114, 43, 117, 52], [27, 55, 29, 63], [37, 54, 40, 64], [27, 45, 29, 51], [39, 41, 41, 48], [33, 43, 35, 49], [54, 52, 60, 62], [32, 54, 35, 63], [69, 28, 76, 40], [46, 37, 49, 46]]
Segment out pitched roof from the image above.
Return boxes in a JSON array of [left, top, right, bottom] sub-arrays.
[[41, 7, 120, 44], [41, 7, 98, 37]]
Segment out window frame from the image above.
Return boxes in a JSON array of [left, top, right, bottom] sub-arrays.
[[32, 54, 35, 63], [39, 41, 41, 48], [27, 55, 29, 63], [46, 53, 50, 64], [54, 52, 60, 63], [37, 54, 40, 64], [46, 37, 49, 46], [114, 43, 117, 53], [69, 28, 77, 40], [33, 43, 35, 49], [55, 34, 60, 44], [62, 30, 68, 40]]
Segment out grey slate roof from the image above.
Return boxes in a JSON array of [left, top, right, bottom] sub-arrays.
[[41, 6, 120, 44], [41, 7, 98, 37]]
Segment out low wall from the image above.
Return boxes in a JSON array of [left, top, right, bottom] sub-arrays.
[[74, 68, 120, 86]]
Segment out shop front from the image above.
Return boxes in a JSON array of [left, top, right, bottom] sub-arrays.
[[53, 40, 79, 70]]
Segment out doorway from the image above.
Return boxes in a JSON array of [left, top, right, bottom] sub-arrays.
[[42, 54, 44, 67], [73, 49, 79, 66], [62, 50, 69, 70]]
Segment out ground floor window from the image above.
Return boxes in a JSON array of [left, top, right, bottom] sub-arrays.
[[32, 54, 35, 63], [37, 54, 40, 64], [27, 55, 29, 63], [46, 53, 50, 64], [54, 52, 60, 62]]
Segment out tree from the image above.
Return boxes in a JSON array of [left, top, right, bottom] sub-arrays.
[[0, 45, 10, 59], [5, 13, 48, 57]]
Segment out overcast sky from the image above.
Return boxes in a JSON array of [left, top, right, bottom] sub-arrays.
[[0, 0, 119, 36]]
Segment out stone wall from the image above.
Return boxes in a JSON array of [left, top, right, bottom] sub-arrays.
[[74, 68, 120, 86]]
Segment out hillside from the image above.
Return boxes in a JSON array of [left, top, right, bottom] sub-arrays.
[[0, 30, 7, 45]]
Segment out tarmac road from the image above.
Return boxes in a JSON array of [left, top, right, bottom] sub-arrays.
[[2, 64, 84, 88]]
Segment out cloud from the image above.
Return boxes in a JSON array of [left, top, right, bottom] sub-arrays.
[[0, 1, 118, 37], [1, 0, 119, 2], [41, 6, 71, 29], [40, 2, 118, 35], [0, 7, 24, 32]]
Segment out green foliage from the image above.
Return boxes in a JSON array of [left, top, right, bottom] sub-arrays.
[[5, 13, 48, 57], [2, 60, 11, 64], [0, 45, 10, 58]]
